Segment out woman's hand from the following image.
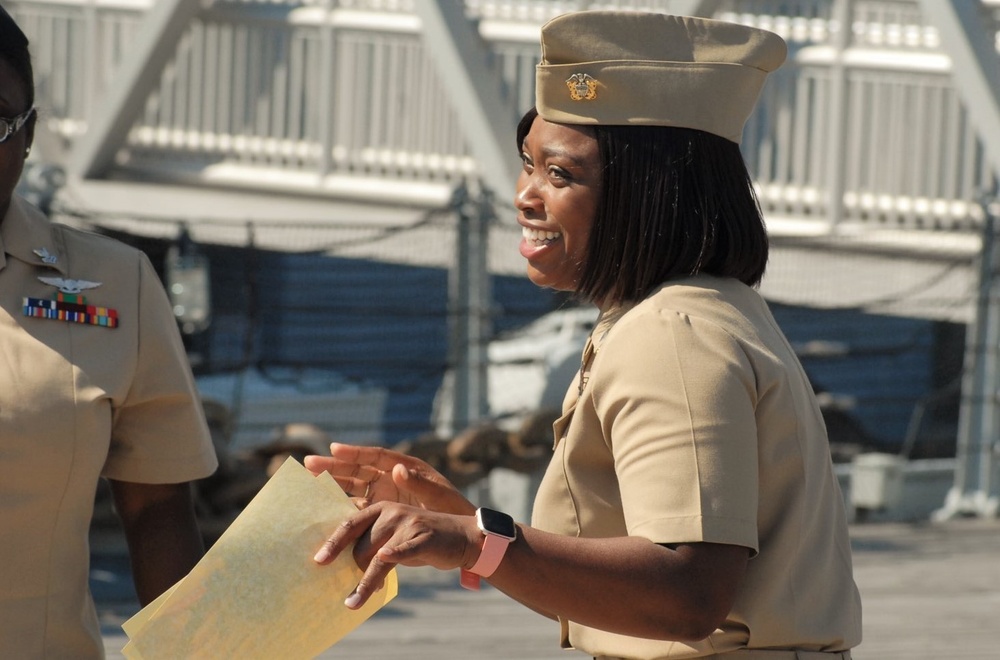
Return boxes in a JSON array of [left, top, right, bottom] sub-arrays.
[[314, 502, 481, 609], [304, 442, 475, 516]]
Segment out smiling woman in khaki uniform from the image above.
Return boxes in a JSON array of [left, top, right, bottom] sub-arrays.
[[0, 8, 217, 658], [307, 10, 862, 659]]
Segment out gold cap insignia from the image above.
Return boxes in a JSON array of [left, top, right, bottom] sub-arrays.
[[566, 73, 597, 101]]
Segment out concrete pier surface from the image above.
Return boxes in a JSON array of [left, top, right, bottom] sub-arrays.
[[99, 518, 1000, 659]]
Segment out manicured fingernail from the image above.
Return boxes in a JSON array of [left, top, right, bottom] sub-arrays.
[[314, 547, 330, 563], [344, 591, 362, 608]]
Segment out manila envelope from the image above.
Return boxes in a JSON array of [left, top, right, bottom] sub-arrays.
[[121, 457, 397, 658]]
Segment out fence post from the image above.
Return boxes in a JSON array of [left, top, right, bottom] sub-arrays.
[[935, 196, 1000, 519], [448, 180, 493, 437], [824, 0, 852, 230], [318, 0, 335, 179], [84, 0, 99, 118]]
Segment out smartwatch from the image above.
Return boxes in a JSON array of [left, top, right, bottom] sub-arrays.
[[460, 507, 517, 591]]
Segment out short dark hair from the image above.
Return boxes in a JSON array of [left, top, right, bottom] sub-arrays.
[[0, 5, 35, 109], [516, 108, 768, 305]]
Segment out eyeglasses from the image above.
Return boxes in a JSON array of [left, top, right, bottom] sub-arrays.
[[0, 107, 35, 144]]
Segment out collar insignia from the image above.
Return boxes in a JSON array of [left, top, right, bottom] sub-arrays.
[[33, 248, 58, 264]]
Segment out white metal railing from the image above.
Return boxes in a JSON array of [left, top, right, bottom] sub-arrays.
[[752, 54, 991, 229], [9, 0, 1000, 228], [131, 11, 473, 177]]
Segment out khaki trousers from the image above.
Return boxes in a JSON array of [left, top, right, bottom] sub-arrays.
[[596, 652, 851, 660], [705, 652, 851, 660]]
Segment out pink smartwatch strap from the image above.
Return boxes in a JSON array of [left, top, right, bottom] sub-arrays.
[[459, 533, 511, 590]]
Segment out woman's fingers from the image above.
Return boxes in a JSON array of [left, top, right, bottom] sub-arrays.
[[315, 503, 480, 609], [302, 453, 333, 476], [329, 443, 455, 491], [391, 464, 476, 516], [329, 442, 413, 473], [306, 443, 468, 512], [344, 551, 395, 609], [304, 453, 378, 484], [303, 454, 386, 500], [313, 505, 381, 564]]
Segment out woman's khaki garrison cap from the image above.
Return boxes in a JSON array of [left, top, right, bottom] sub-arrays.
[[535, 11, 787, 144]]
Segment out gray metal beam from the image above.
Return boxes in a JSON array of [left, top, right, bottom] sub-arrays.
[[918, 0, 1000, 179], [935, 198, 1000, 520], [921, 0, 1000, 520], [67, 0, 204, 180], [412, 0, 519, 201]]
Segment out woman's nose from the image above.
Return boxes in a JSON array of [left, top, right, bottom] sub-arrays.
[[514, 173, 539, 211]]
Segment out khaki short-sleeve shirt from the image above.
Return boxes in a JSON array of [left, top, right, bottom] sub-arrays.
[[0, 196, 218, 658], [532, 275, 862, 659]]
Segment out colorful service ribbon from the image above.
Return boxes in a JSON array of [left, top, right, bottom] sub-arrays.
[[23, 292, 119, 328]]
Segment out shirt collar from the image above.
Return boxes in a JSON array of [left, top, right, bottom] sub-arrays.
[[591, 301, 635, 354], [0, 195, 68, 276]]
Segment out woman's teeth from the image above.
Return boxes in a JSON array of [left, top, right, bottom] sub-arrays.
[[523, 227, 562, 245]]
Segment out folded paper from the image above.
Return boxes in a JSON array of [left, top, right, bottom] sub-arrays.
[[122, 457, 397, 658]]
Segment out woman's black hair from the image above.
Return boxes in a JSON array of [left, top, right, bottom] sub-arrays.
[[0, 6, 35, 109], [516, 107, 768, 305]]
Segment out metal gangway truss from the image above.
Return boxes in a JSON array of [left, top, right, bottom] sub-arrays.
[[8, 0, 1000, 516]]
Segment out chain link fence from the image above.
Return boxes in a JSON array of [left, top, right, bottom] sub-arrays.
[[48, 196, 980, 466]]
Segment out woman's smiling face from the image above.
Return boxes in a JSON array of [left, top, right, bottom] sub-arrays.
[[515, 116, 602, 293]]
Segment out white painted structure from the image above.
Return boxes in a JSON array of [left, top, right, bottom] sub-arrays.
[[9, 0, 1000, 517]]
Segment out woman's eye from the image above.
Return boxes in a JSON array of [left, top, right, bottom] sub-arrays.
[[520, 153, 533, 171], [548, 167, 571, 182]]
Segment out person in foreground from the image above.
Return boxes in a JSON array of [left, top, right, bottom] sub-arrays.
[[308, 10, 862, 659], [0, 8, 218, 658]]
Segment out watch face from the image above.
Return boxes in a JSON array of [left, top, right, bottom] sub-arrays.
[[478, 508, 517, 539]]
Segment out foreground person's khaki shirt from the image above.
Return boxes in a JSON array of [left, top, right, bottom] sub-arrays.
[[0, 196, 218, 658], [532, 274, 862, 659]]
